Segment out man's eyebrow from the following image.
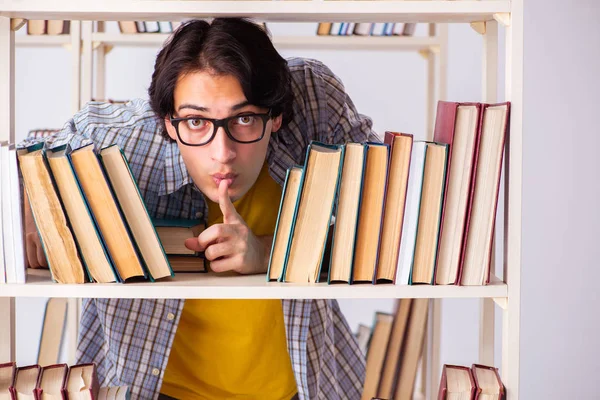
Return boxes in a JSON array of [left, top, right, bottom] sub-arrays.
[[178, 104, 208, 112], [230, 101, 250, 111], [177, 101, 251, 113]]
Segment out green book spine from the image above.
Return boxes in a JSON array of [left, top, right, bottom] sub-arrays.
[[430, 142, 449, 285], [99, 143, 174, 280], [409, 142, 431, 285], [327, 143, 367, 284], [281, 141, 343, 283], [48, 143, 119, 283], [267, 165, 304, 282]]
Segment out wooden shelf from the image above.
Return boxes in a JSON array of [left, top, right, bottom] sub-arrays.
[[15, 35, 70, 47], [92, 32, 441, 51], [0, 269, 507, 299], [1, 1, 510, 23]]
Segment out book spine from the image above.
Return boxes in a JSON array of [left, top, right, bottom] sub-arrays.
[[97, 148, 149, 281]]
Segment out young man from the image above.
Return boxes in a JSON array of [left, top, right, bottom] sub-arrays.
[[23, 18, 378, 399]]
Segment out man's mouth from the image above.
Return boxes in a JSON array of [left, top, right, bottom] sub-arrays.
[[212, 173, 237, 188]]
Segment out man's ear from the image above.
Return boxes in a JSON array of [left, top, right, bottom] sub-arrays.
[[164, 117, 178, 141], [271, 114, 283, 133]]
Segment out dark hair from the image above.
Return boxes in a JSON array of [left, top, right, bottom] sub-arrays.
[[148, 18, 294, 140]]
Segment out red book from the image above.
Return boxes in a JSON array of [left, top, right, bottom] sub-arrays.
[[472, 364, 506, 400], [432, 101, 483, 285], [0, 362, 16, 400], [11, 364, 41, 400], [459, 102, 511, 286], [438, 364, 476, 400], [35, 364, 68, 400], [62, 363, 100, 400]]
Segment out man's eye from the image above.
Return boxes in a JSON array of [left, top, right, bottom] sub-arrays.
[[187, 119, 205, 128], [237, 116, 254, 125]]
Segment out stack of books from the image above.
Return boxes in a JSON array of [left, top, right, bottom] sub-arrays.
[[359, 299, 429, 399], [317, 22, 416, 37], [0, 362, 130, 400], [438, 363, 505, 400], [15, 142, 205, 284]]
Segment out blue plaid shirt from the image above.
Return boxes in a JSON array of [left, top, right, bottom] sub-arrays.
[[21, 58, 378, 400]]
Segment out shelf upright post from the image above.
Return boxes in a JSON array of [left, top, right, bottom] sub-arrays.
[[0, 15, 16, 363], [71, 20, 82, 114], [503, 0, 523, 398], [81, 20, 94, 107], [480, 18, 499, 367], [95, 21, 106, 101]]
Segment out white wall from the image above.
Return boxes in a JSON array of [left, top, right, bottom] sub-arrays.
[[521, 0, 600, 398]]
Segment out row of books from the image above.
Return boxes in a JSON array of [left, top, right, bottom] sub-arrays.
[[13, 140, 205, 284], [21, 20, 70, 36], [358, 299, 429, 400], [118, 20, 267, 35], [268, 100, 510, 285], [438, 363, 505, 400], [117, 21, 182, 34], [317, 22, 416, 37], [0, 362, 129, 400]]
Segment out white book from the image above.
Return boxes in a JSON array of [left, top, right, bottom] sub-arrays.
[[395, 141, 427, 285], [1, 142, 15, 283], [9, 145, 25, 283], [393, 22, 405, 36], [353, 23, 372, 36], [158, 21, 173, 33], [346, 22, 356, 36], [144, 21, 160, 33], [371, 22, 386, 36], [384, 23, 394, 36], [330, 22, 343, 36]]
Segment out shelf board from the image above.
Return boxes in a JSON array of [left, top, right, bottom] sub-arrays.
[[1, 1, 511, 23], [0, 270, 508, 299], [92, 32, 441, 51], [15, 35, 70, 47]]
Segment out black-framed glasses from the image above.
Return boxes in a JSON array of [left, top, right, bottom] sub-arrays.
[[170, 110, 272, 146]]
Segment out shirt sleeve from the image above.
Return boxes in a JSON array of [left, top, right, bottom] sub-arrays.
[[16, 99, 154, 151], [16, 117, 93, 151]]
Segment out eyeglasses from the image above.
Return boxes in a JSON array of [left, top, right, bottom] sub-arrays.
[[170, 110, 272, 146]]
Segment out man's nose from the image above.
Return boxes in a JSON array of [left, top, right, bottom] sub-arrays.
[[210, 126, 236, 163]]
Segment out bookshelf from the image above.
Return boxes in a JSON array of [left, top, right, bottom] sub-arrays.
[[0, 1, 523, 399], [1, 270, 508, 300], [91, 31, 443, 50]]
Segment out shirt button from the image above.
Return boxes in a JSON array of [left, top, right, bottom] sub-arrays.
[[195, 211, 202, 218], [167, 312, 175, 321], [152, 368, 160, 376]]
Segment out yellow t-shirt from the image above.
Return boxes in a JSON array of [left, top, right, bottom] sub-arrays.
[[161, 163, 297, 400]]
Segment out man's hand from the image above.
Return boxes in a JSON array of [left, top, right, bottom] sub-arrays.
[[184, 180, 271, 275], [23, 190, 48, 269]]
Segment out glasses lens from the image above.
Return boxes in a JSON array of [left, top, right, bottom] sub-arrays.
[[178, 118, 214, 145], [227, 115, 266, 143]]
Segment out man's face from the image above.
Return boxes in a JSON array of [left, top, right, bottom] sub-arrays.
[[164, 71, 282, 203]]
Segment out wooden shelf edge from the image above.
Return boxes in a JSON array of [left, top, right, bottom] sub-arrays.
[[91, 33, 442, 51], [0, 1, 511, 23], [0, 270, 508, 299]]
